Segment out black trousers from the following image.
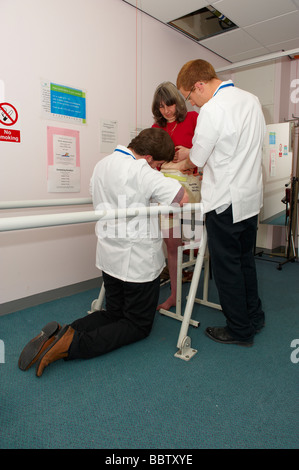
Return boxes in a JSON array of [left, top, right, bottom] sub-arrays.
[[205, 205, 265, 341], [68, 271, 160, 360]]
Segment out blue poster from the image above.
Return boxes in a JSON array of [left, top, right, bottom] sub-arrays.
[[50, 83, 86, 122]]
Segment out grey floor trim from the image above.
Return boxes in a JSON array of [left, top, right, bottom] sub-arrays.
[[0, 277, 103, 316]]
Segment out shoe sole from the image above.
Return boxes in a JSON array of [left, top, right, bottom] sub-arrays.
[[35, 324, 69, 377], [205, 329, 253, 347], [18, 321, 60, 371]]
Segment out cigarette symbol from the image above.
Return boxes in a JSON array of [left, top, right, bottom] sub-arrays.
[[1, 107, 13, 121]]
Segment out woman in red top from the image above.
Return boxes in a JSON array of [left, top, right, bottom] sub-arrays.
[[152, 81, 199, 310]]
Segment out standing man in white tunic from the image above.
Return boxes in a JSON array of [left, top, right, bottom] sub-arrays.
[[19, 128, 188, 376], [176, 59, 266, 347]]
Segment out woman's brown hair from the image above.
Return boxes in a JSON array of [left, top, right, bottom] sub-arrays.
[[152, 81, 187, 127]]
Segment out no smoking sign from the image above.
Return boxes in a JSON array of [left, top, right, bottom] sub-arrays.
[[0, 102, 18, 126], [0, 102, 21, 143]]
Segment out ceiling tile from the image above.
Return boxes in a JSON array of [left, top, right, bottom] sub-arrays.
[[225, 48, 271, 63], [266, 38, 299, 53], [200, 28, 262, 57], [212, 0, 298, 27], [244, 11, 299, 46]]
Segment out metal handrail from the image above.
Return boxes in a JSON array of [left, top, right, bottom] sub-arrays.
[[0, 198, 92, 209], [0, 203, 203, 232]]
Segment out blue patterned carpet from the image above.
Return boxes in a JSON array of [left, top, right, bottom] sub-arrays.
[[0, 256, 298, 449]]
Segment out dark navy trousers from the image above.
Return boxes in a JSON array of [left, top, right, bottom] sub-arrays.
[[205, 205, 265, 341], [68, 272, 160, 360]]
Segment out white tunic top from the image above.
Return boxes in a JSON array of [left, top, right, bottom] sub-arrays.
[[190, 80, 266, 223], [90, 145, 181, 282]]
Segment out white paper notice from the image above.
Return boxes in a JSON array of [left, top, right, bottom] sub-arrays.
[[47, 166, 80, 193], [130, 126, 143, 141], [269, 149, 276, 177], [47, 127, 80, 193], [54, 134, 76, 168], [100, 119, 117, 153]]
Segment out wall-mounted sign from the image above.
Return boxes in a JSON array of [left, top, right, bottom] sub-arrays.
[[0, 102, 18, 126], [0, 102, 21, 143], [0, 128, 20, 143], [47, 126, 80, 193], [41, 80, 86, 125]]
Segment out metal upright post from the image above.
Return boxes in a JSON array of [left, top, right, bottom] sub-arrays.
[[174, 226, 208, 361]]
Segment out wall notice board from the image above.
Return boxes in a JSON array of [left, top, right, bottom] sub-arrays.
[[260, 122, 293, 224]]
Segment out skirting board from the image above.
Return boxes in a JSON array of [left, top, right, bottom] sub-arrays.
[[0, 277, 103, 316]]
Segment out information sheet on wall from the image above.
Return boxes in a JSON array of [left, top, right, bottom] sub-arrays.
[[41, 79, 86, 125], [130, 126, 143, 141], [260, 122, 293, 223], [100, 119, 118, 153], [47, 126, 80, 193]]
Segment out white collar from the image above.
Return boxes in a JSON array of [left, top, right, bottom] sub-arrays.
[[213, 80, 234, 97]]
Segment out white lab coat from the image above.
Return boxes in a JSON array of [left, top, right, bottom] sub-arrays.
[[90, 145, 181, 282], [190, 80, 266, 223]]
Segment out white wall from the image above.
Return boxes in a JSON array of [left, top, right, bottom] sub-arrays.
[[0, 0, 228, 306]]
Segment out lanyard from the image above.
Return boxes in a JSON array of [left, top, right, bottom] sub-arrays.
[[213, 82, 234, 97], [114, 148, 136, 159]]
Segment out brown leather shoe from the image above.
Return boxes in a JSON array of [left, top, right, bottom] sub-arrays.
[[18, 322, 61, 371], [35, 325, 75, 377]]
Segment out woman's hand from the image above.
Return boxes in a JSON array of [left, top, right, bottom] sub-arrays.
[[161, 159, 195, 175], [173, 146, 189, 162]]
